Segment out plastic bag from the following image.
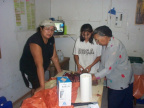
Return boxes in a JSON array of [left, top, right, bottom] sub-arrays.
[[21, 80, 80, 108], [133, 74, 144, 99], [71, 82, 80, 103]]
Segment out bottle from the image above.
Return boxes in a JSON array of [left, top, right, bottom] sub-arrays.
[[64, 25, 67, 35], [59, 50, 64, 61], [57, 50, 60, 61], [0, 96, 13, 108], [2, 101, 13, 108], [0, 96, 7, 105]]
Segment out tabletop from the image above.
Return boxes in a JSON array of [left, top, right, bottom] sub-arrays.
[[45, 70, 104, 108]]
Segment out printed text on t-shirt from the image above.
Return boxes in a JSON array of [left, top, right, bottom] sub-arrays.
[[78, 48, 94, 55]]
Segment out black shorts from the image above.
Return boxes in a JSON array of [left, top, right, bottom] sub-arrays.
[[21, 71, 40, 89]]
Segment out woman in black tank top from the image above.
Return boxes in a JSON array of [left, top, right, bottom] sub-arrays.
[[20, 20, 62, 95]]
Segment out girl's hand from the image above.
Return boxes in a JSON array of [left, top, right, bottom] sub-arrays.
[[77, 65, 84, 73], [85, 65, 92, 73]]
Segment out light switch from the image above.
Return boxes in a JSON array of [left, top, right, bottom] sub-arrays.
[[115, 12, 123, 27]]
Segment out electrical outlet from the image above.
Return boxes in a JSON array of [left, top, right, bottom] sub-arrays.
[[115, 12, 123, 27]]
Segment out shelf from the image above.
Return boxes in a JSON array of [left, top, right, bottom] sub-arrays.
[[53, 34, 76, 38]]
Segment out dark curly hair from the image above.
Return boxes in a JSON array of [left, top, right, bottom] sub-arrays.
[[80, 24, 93, 44]]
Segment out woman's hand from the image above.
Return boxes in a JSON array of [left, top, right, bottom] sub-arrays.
[[92, 74, 97, 80], [92, 74, 98, 85]]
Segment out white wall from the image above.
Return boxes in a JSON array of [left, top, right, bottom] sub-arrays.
[[0, 0, 51, 102], [51, 0, 144, 71], [108, 0, 144, 58], [52, 0, 107, 71], [0, 0, 144, 103]]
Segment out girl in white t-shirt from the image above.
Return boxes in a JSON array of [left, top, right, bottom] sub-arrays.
[[73, 24, 102, 74]]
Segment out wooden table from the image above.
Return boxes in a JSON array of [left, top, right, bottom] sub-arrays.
[[45, 70, 104, 108]]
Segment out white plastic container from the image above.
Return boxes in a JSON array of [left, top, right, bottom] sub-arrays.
[[80, 73, 92, 102], [57, 50, 64, 61]]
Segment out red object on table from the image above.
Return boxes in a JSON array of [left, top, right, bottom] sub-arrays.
[[21, 78, 80, 108], [63, 72, 80, 82]]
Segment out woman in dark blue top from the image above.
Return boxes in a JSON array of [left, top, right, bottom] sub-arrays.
[[20, 20, 62, 95]]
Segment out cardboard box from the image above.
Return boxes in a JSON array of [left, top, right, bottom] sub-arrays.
[[57, 76, 72, 106]]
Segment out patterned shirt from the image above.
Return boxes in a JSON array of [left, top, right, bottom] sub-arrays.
[[95, 37, 134, 90]]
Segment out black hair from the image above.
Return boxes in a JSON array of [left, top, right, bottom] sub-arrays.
[[93, 25, 112, 37], [36, 26, 44, 32], [80, 24, 93, 44]]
